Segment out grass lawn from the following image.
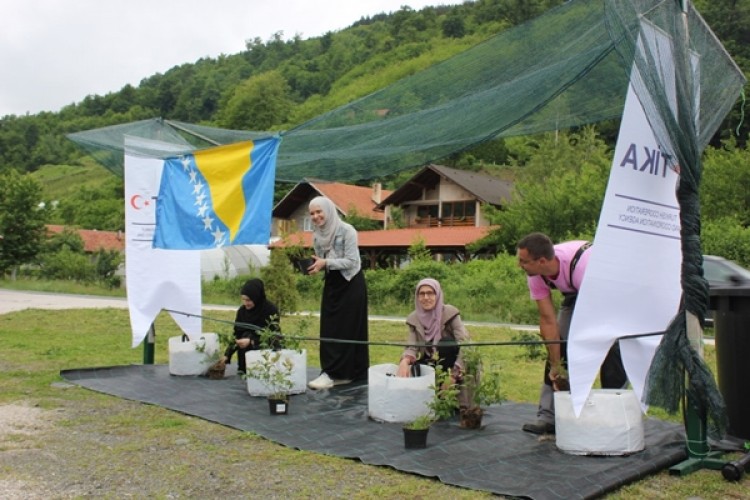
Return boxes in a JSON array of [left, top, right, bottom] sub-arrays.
[[0, 305, 747, 498]]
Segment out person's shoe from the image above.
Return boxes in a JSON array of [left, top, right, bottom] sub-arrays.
[[333, 378, 352, 386], [308, 372, 334, 390], [522, 420, 555, 435]]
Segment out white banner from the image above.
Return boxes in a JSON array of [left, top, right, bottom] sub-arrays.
[[124, 142, 202, 348], [567, 20, 696, 416], [567, 85, 682, 416]]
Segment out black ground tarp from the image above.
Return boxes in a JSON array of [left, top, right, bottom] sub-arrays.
[[61, 364, 688, 499]]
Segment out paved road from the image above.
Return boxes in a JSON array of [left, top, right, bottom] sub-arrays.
[[0, 288, 232, 315], [0, 288, 130, 315], [0, 288, 537, 331]]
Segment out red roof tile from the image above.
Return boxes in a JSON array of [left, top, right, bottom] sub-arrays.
[[358, 226, 495, 248], [46, 225, 125, 253], [311, 182, 392, 222], [271, 226, 496, 250]]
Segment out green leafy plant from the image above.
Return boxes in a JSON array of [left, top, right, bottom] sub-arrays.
[[404, 364, 460, 430], [512, 331, 546, 360], [195, 331, 233, 367], [403, 414, 434, 431], [429, 364, 461, 419], [261, 246, 300, 314], [256, 315, 282, 350], [461, 346, 504, 411], [243, 350, 295, 400], [257, 314, 306, 352]]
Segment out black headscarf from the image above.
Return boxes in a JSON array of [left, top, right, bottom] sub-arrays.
[[235, 279, 279, 335]]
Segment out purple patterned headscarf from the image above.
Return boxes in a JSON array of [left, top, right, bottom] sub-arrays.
[[415, 278, 444, 344]]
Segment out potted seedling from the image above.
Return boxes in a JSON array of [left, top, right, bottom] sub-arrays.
[[551, 357, 570, 391], [202, 331, 236, 380], [403, 365, 460, 448], [283, 237, 314, 275], [459, 346, 504, 429], [168, 333, 220, 376], [244, 349, 295, 415], [244, 316, 309, 397]]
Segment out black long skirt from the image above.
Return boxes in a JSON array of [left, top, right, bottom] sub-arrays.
[[319, 269, 369, 381]]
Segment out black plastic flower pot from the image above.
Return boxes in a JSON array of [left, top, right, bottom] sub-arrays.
[[268, 397, 289, 415], [403, 426, 429, 449]]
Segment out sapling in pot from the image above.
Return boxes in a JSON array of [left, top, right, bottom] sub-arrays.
[[402, 365, 460, 447], [459, 346, 504, 429]]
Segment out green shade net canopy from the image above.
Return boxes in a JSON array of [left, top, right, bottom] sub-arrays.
[[70, 0, 742, 185], [68, 0, 745, 434]]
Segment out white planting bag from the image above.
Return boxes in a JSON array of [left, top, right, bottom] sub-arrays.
[[555, 389, 645, 455], [168, 333, 219, 376], [368, 363, 435, 423], [245, 349, 308, 396]]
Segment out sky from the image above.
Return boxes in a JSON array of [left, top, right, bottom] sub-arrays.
[[1, 0, 460, 118]]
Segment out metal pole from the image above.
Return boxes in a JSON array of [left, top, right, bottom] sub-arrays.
[[143, 323, 155, 364], [670, 0, 728, 475]]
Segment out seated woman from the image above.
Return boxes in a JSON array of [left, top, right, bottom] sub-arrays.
[[396, 278, 472, 407], [219, 278, 280, 374]]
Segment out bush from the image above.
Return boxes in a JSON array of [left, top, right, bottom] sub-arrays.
[[40, 247, 95, 282], [390, 260, 450, 304], [512, 331, 546, 360], [702, 216, 750, 267], [291, 254, 540, 322], [261, 250, 299, 314], [202, 275, 253, 303]]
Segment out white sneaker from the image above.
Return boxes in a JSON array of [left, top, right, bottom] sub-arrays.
[[308, 372, 334, 390], [333, 378, 352, 386]]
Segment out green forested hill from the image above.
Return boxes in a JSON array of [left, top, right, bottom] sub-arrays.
[[1, 0, 748, 232], [0, 1, 523, 174]]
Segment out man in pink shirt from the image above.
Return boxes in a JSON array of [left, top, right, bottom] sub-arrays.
[[516, 232, 627, 435]]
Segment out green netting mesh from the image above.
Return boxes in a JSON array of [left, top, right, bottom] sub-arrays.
[[68, 0, 743, 184], [68, 0, 745, 435]]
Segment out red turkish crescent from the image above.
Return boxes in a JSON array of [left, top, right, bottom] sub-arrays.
[[130, 194, 143, 210]]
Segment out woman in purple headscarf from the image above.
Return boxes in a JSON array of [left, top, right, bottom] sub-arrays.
[[306, 196, 369, 390], [397, 278, 471, 405]]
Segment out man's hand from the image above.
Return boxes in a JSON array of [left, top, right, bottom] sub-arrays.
[[550, 362, 569, 391], [552, 374, 570, 391]]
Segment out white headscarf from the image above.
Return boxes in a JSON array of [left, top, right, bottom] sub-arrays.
[[309, 196, 341, 256], [415, 278, 444, 344]]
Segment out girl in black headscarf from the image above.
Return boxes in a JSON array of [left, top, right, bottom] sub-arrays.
[[221, 278, 280, 374]]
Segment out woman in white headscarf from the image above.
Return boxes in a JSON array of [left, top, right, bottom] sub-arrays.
[[306, 196, 369, 390], [397, 278, 471, 406]]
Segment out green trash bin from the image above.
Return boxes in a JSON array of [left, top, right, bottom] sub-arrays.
[[709, 286, 750, 440]]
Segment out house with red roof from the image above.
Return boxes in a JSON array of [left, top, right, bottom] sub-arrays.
[[46, 225, 125, 253], [272, 179, 391, 236], [271, 166, 512, 268]]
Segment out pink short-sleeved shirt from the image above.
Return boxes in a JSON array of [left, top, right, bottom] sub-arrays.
[[527, 240, 591, 300]]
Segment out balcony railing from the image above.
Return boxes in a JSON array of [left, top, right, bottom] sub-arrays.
[[413, 216, 475, 227]]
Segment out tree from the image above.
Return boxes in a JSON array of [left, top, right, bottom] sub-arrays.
[[44, 226, 85, 254], [217, 70, 293, 130], [700, 138, 750, 226], [344, 208, 381, 231], [260, 249, 299, 314], [0, 171, 47, 277], [476, 128, 610, 252], [56, 181, 124, 231], [442, 14, 466, 38]]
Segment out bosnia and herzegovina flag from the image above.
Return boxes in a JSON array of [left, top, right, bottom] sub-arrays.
[[153, 136, 280, 249]]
